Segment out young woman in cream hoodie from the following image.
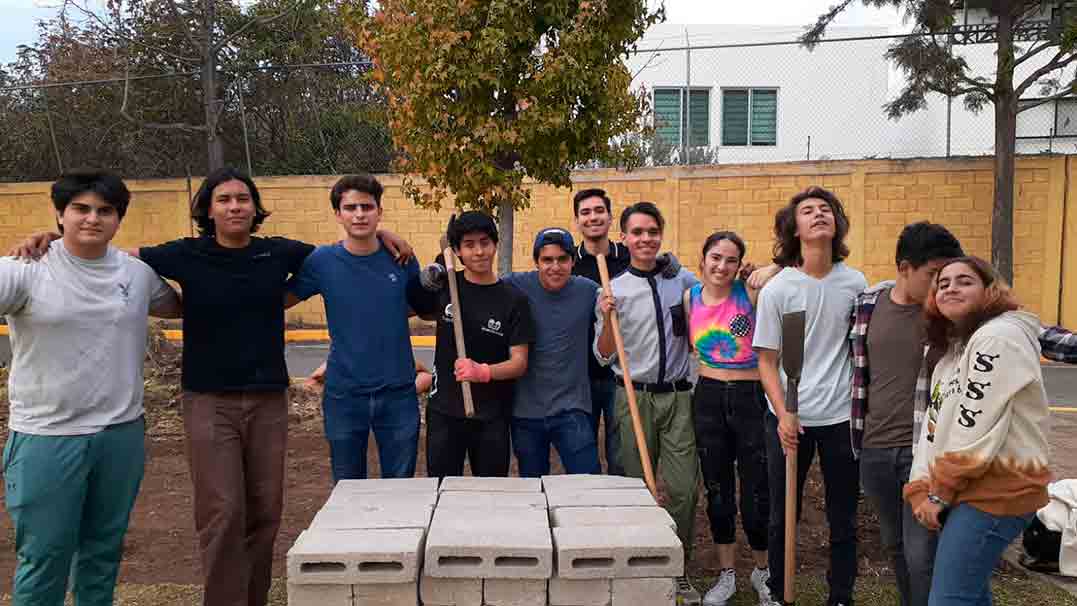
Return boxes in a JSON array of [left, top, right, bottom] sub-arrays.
[[905, 256, 1051, 606]]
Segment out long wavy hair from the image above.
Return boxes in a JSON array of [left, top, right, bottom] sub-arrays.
[[772, 186, 850, 267], [923, 256, 1020, 349]]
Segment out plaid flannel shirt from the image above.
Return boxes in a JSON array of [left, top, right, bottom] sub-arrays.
[[1041, 324, 1077, 364], [849, 280, 934, 459]]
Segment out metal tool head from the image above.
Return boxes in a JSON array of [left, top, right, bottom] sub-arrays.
[[780, 310, 806, 381]]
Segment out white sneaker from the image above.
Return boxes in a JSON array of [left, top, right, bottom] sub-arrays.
[[750, 567, 771, 599], [753, 569, 782, 606], [676, 576, 702, 606], [702, 568, 736, 606]]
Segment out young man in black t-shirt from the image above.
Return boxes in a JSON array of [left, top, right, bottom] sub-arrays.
[[406, 212, 535, 477]]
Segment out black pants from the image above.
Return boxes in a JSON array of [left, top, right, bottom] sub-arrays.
[[764, 412, 859, 606], [425, 407, 510, 478], [692, 377, 769, 550]]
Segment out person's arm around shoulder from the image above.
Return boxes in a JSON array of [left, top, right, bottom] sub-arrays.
[[0, 257, 34, 315], [285, 247, 323, 310]]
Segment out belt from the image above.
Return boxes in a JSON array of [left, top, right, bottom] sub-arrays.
[[631, 379, 693, 394]]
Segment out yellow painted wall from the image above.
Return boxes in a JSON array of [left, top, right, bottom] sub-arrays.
[[2, 156, 1072, 326]]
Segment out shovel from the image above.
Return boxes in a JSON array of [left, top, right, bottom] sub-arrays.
[[781, 310, 806, 605]]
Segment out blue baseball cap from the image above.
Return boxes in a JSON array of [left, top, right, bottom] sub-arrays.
[[532, 227, 575, 261]]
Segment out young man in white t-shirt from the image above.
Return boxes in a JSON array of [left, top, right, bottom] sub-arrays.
[[752, 187, 867, 606], [0, 172, 180, 605]]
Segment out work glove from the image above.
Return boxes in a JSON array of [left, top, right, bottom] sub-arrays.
[[656, 252, 681, 279], [454, 358, 492, 383], [420, 263, 447, 291]]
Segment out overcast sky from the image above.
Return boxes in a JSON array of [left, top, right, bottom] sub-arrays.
[[1, 0, 905, 65]]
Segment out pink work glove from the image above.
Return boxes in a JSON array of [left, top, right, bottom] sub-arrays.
[[454, 358, 492, 383]]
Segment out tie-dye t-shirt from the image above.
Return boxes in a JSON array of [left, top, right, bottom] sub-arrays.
[[688, 281, 758, 370]]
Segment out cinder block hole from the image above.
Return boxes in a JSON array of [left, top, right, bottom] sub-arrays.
[[572, 557, 615, 569], [627, 556, 670, 567], [438, 556, 483, 567], [494, 556, 540, 567], [300, 561, 347, 573], [358, 561, 404, 572]]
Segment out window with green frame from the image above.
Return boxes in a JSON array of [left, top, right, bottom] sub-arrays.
[[653, 88, 710, 147], [721, 88, 777, 146]]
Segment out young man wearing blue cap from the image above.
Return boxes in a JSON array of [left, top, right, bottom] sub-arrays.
[[497, 228, 603, 476]]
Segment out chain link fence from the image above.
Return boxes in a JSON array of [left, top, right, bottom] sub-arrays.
[[3, 32, 1075, 181]]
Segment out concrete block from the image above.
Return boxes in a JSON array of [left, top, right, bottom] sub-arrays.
[[431, 506, 549, 531], [333, 478, 439, 494], [287, 582, 353, 606], [435, 491, 548, 511], [420, 575, 482, 606], [483, 578, 547, 606], [551, 525, 682, 579], [353, 581, 418, 606], [310, 503, 433, 531], [548, 578, 611, 606], [287, 528, 424, 585], [539, 475, 645, 493], [439, 476, 541, 493], [544, 489, 657, 512], [611, 578, 674, 606], [424, 523, 553, 579], [324, 491, 439, 511], [549, 507, 675, 532]]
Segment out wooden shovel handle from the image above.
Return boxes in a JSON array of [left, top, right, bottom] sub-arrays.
[[596, 254, 657, 497], [443, 247, 475, 418], [784, 413, 798, 604]]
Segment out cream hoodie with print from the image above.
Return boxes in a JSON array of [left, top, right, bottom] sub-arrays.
[[904, 310, 1051, 516]]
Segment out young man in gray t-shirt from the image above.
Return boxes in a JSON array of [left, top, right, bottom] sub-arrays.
[[0, 172, 180, 605], [752, 187, 866, 606]]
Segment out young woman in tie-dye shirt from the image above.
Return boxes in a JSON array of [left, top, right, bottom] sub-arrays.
[[685, 231, 774, 606]]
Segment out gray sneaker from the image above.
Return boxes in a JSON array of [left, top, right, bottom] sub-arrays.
[[750, 567, 771, 601], [676, 576, 702, 606], [702, 569, 736, 606]]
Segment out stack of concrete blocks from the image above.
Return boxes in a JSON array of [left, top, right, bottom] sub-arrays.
[[423, 477, 552, 606], [543, 475, 683, 606], [287, 477, 440, 606]]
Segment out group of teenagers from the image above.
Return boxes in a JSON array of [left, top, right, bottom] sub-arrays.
[[0, 167, 1074, 606]]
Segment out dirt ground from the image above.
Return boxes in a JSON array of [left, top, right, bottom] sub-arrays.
[[0, 333, 1073, 596]]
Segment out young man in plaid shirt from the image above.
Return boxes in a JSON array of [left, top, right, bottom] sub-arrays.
[[850, 222, 1077, 606]]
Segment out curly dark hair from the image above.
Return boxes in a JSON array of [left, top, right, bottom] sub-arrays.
[[190, 167, 271, 237], [923, 256, 1020, 349], [772, 186, 850, 267]]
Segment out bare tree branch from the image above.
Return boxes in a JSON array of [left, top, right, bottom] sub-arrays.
[[1014, 38, 1058, 68], [1017, 80, 1077, 113], [1017, 51, 1077, 97], [212, 0, 311, 53], [120, 65, 206, 131], [631, 41, 664, 79], [164, 0, 204, 53], [62, 0, 199, 64]]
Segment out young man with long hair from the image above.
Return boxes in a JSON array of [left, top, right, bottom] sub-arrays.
[[752, 187, 867, 606]]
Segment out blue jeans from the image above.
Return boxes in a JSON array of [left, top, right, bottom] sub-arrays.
[[860, 446, 937, 606], [589, 377, 623, 476], [511, 409, 601, 478], [4, 418, 145, 606], [929, 504, 1033, 606], [322, 383, 420, 482]]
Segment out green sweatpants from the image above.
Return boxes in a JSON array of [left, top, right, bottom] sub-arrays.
[[614, 387, 699, 556], [3, 417, 145, 606]]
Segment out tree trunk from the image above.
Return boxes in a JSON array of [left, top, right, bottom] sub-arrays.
[[203, 0, 225, 172], [497, 198, 514, 276], [992, 9, 1017, 285]]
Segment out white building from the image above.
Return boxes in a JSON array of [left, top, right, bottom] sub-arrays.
[[627, 18, 1077, 164]]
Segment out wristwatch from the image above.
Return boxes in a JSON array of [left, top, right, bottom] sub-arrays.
[[927, 494, 950, 509]]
